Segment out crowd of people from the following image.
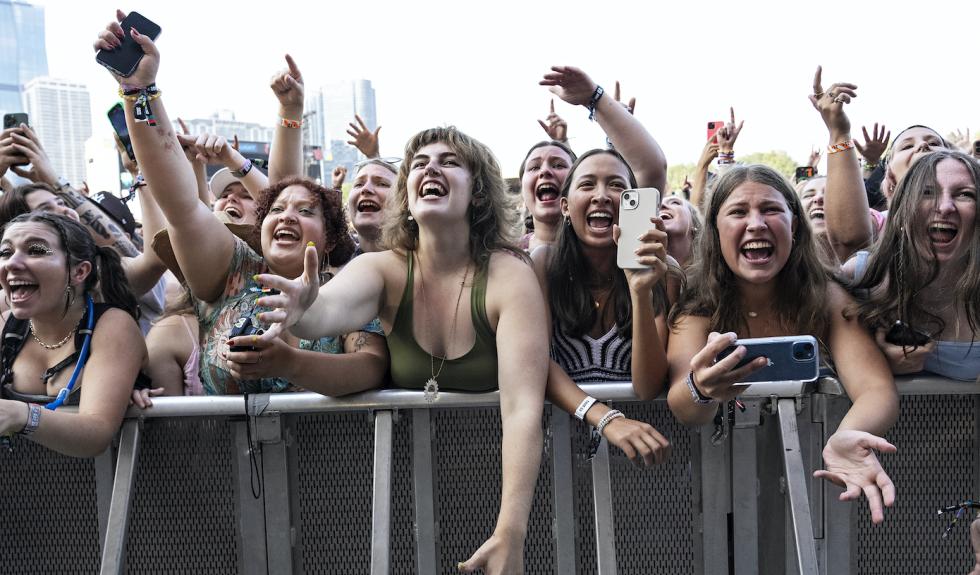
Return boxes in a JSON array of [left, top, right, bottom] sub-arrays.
[[0, 11, 977, 573]]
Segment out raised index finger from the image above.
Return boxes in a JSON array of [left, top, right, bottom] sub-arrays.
[[614, 80, 621, 102], [550, 99, 555, 114], [812, 65, 823, 95], [284, 54, 302, 79], [730, 106, 736, 125]]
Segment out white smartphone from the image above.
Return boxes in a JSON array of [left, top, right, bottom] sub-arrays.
[[616, 188, 661, 270]]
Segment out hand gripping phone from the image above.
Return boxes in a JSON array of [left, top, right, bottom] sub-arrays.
[[617, 188, 661, 270], [95, 12, 161, 77], [716, 335, 820, 384], [707, 120, 725, 141]]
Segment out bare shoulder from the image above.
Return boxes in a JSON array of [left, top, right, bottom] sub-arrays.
[[825, 281, 857, 317], [93, 308, 145, 348], [487, 251, 536, 287]]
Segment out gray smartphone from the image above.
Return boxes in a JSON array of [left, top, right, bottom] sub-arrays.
[[617, 188, 661, 269], [716, 335, 820, 384]]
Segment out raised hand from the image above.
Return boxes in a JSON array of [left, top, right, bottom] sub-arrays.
[[688, 332, 766, 402], [6, 125, 59, 185], [716, 107, 744, 154], [345, 114, 381, 158], [270, 54, 304, 114], [697, 135, 719, 168], [537, 99, 568, 142], [809, 65, 857, 142], [613, 80, 636, 115], [947, 128, 970, 152], [331, 165, 347, 189], [253, 242, 322, 342], [540, 66, 598, 107], [814, 429, 896, 524], [93, 9, 159, 87], [184, 133, 243, 168], [613, 216, 668, 294], [808, 146, 822, 169], [855, 123, 891, 166], [174, 118, 204, 165]]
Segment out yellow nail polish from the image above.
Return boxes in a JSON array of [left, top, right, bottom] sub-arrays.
[[307, 241, 315, 247], [457, 562, 466, 571], [252, 274, 260, 281]]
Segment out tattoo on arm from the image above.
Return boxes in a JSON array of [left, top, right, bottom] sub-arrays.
[[347, 332, 369, 352]]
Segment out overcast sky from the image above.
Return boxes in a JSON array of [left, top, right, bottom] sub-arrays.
[[34, 0, 980, 177]]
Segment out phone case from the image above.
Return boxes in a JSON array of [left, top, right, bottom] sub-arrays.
[[3, 113, 28, 129], [707, 120, 725, 141], [617, 188, 661, 270], [716, 335, 820, 384], [95, 12, 161, 77], [107, 103, 135, 162]]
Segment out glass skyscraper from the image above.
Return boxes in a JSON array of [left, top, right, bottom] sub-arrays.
[[0, 0, 48, 117]]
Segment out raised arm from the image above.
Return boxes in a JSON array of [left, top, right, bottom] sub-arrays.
[[810, 66, 873, 259], [267, 55, 305, 183], [690, 136, 719, 211], [93, 10, 235, 303], [255, 246, 387, 340], [113, 141, 168, 294], [181, 132, 269, 200], [537, 99, 569, 144], [176, 117, 214, 207], [541, 66, 666, 190], [346, 114, 381, 159]]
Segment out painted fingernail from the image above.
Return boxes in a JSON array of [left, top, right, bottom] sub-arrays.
[[307, 241, 315, 247], [457, 562, 466, 571], [252, 336, 259, 344], [256, 313, 265, 321], [252, 274, 260, 281]]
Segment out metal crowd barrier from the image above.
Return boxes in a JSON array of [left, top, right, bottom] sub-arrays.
[[1, 375, 977, 574]]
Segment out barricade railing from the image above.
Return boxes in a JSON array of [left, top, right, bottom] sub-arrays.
[[2, 375, 977, 574]]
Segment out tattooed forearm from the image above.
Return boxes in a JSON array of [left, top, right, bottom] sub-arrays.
[[346, 332, 369, 352]]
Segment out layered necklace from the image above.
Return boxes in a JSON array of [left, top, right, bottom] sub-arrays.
[[416, 252, 470, 403]]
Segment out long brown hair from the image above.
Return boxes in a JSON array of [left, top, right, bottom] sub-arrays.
[[670, 164, 832, 338], [381, 126, 523, 265], [850, 150, 980, 339], [547, 149, 671, 338]]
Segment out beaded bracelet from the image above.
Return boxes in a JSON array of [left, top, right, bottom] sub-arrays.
[[596, 409, 625, 436], [827, 140, 855, 154], [119, 84, 161, 126], [280, 117, 303, 129]]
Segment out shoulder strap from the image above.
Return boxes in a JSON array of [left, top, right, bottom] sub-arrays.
[[1, 316, 30, 386]]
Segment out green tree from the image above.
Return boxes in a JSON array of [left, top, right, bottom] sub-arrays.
[[737, 151, 797, 180]]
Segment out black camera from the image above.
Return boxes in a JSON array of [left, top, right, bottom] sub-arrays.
[[228, 316, 264, 352]]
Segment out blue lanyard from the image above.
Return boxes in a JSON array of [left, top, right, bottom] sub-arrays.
[[45, 295, 94, 411]]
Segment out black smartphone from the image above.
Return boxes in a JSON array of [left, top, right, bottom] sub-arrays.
[[107, 102, 135, 162], [94, 12, 161, 78], [973, 140, 980, 155], [795, 166, 815, 182], [3, 113, 28, 130], [3, 113, 30, 166], [716, 335, 820, 385], [883, 321, 932, 347]]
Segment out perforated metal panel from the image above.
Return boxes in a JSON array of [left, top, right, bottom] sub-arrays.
[[855, 395, 979, 574], [430, 406, 556, 573], [290, 412, 375, 574], [390, 411, 417, 574], [0, 439, 101, 574], [613, 402, 697, 574], [124, 417, 241, 574]]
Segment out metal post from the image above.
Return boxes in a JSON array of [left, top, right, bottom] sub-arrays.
[[699, 423, 731, 575], [412, 410, 438, 573], [94, 444, 117, 547], [258, 413, 293, 575], [591, 436, 617, 575], [776, 399, 819, 575], [99, 419, 141, 575], [732, 404, 760, 574], [817, 393, 852, 575], [370, 410, 394, 575], [550, 405, 577, 575], [234, 420, 268, 575]]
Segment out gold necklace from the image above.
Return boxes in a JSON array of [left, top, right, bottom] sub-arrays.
[[29, 320, 76, 350], [416, 252, 470, 403]]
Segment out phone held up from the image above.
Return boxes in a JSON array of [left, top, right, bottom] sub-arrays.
[[107, 103, 136, 162], [795, 166, 815, 182], [716, 335, 820, 385], [94, 12, 161, 78], [3, 113, 30, 166], [617, 188, 661, 270], [707, 120, 725, 141]]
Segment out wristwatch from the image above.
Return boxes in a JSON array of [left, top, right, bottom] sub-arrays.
[[686, 371, 715, 405]]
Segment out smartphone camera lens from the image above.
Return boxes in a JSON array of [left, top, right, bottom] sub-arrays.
[[708, 122, 716, 129], [630, 199, 637, 207], [792, 342, 814, 361]]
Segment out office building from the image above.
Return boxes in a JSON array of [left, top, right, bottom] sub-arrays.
[[22, 77, 92, 185], [0, 0, 48, 117], [305, 79, 377, 178], [178, 110, 275, 143]]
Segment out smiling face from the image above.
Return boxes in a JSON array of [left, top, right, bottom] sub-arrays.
[[716, 181, 797, 287], [405, 141, 474, 225], [213, 183, 257, 226], [798, 177, 827, 235], [347, 163, 394, 237], [521, 144, 572, 226], [561, 153, 631, 250], [0, 222, 73, 319], [887, 127, 946, 198], [260, 185, 327, 276], [659, 195, 694, 238], [916, 158, 977, 265], [24, 189, 80, 223]]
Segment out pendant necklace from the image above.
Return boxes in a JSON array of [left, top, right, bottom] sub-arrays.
[[416, 252, 470, 403], [29, 320, 76, 350]]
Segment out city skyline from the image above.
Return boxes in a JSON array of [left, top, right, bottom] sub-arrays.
[[0, 0, 47, 118], [23, 76, 91, 184]]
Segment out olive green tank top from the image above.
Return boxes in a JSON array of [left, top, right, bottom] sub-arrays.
[[388, 252, 498, 392]]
